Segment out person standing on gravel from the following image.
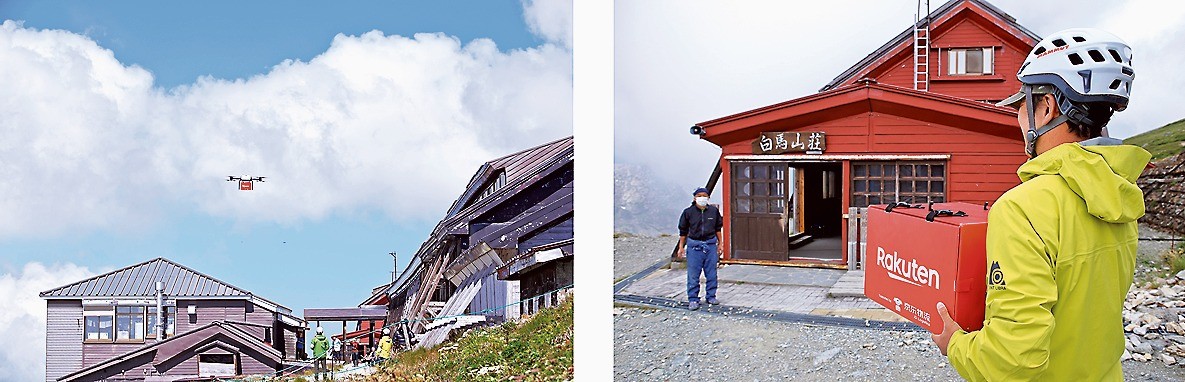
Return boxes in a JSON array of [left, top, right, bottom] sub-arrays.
[[678, 187, 724, 310], [930, 28, 1150, 381]]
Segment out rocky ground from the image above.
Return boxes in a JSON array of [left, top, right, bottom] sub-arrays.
[[613, 225, 1185, 381], [613, 233, 676, 282]]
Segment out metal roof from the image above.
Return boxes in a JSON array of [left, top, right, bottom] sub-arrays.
[[820, 0, 1040, 92], [386, 136, 574, 298], [41, 257, 253, 299]]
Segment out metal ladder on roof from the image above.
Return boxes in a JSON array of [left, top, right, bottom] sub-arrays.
[[913, 0, 931, 92]]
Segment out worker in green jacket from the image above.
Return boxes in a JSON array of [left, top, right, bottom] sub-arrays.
[[311, 326, 330, 376], [931, 28, 1149, 381]]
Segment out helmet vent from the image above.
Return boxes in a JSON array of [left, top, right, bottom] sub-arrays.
[[1052, 38, 1067, 47], [1088, 50, 1106, 63], [1108, 49, 1124, 62], [1109, 79, 1122, 90], [1068, 53, 1084, 65], [1072, 36, 1086, 42], [1034, 46, 1048, 55], [1122, 67, 1134, 76]]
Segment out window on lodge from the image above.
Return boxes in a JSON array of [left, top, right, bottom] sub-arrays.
[[84, 305, 176, 343], [947, 47, 994, 75], [851, 161, 946, 207]]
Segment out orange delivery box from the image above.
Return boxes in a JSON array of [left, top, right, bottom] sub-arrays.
[[863, 201, 989, 334]]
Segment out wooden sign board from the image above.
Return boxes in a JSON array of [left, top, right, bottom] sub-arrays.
[[751, 132, 826, 155]]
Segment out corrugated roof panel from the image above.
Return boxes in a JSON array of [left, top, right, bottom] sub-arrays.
[[39, 258, 258, 300]]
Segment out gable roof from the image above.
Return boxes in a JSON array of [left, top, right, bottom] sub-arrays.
[[41, 257, 303, 322], [41, 257, 252, 299], [820, 0, 1039, 91], [57, 321, 281, 382]]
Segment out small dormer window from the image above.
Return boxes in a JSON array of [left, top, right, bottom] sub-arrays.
[[478, 171, 507, 201], [947, 47, 994, 75]]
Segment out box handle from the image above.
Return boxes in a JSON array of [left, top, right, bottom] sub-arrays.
[[885, 202, 923, 213], [926, 209, 967, 222]]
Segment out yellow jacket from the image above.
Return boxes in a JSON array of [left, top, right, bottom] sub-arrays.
[[947, 142, 1150, 381], [378, 335, 393, 359]]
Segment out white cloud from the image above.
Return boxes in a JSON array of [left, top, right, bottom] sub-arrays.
[[0, 0, 572, 238], [615, 0, 1185, 189], [0, 262, 99, 382], [522, 0, 573, 48]]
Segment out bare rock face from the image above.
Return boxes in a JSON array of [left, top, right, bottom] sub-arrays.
[[1123, 278, 1185, 369]]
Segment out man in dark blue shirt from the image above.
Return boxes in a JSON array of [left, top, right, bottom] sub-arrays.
[[678, 187, 724, 310]]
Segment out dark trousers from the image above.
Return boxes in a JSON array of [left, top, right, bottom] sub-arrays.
[[686, 237, 718, 302]]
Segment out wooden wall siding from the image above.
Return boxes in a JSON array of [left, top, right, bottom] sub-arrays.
[[73, 342, 278, 381], [177, 300, 247, 332], [46, 300, 84, 382], [873, 18, 1029, 102], [468, 271, 519, 321], [518, 214, 574, 252], [155, 346, 277, 377], [71, 352, 156, 382]]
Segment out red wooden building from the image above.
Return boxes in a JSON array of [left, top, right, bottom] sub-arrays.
[[694, 0, 1039, 268]]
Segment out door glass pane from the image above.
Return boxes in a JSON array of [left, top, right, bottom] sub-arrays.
[[869, 180, 881, 192], [900, 181, 913, 192], [854, 180, 866, 192], [740, 183, 752, 196], [754, 199, 768, 213], [917, 165, 929, 177], [854, 165, 866, 177], [931, 181, 945, 193], [754, 165, 769, 179], [932, 165, 945, 178], [870, 165, 882, 177], [771, 199, 784, 214], [885, 181, 896, 193], [774, 167, 785, 180], [853, 195, 867, 207], [737, 166, 750, 179], [868, 195, 881, 205], [900, 164, 913, 176], [884, 165, 895, 177], [736, 199, 750, 213], [774, 182, 785, 197]]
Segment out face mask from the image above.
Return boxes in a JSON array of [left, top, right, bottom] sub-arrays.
[[695, 197, 709, 206]]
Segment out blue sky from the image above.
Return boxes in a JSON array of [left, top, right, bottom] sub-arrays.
[[0, 2, 571, 376], [1, 1, 545, 88]]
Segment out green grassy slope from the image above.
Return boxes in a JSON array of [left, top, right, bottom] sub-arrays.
[[1124, 117, 1185, 161], [366, 297, 574, 382]]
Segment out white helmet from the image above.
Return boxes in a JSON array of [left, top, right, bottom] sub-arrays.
[[1011, 28, 1134, 110], [383, 328, 390, 335], [998, 28, 1134, 158], [316, 326, 324, 334]]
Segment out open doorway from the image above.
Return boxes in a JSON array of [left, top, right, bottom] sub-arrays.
[[787, 162, 843, 261], [729, 161, 842, 263]]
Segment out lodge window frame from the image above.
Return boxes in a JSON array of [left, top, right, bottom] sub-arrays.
[[944, 47, 995, 76], [84, 305, 176, 344], [83, 307, 114, 343], [732, 163, 787, 216], [850, 161, 947, 207]]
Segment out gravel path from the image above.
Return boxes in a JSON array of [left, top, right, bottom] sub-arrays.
[[614, 234, 676, 282], [613, 306, 1185, 381], [613, 226, 1185, 381]]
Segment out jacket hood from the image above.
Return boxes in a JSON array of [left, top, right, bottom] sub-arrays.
[[1017, 142, 1151, 223]]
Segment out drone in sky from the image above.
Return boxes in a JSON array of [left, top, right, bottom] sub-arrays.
[[227, 176, 266, 191]]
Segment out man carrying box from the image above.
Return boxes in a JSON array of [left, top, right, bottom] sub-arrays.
[[930, 28, 1150, 381]]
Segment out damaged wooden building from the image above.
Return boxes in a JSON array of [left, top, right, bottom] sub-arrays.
[[380, 136, 574, 349], [41, 258, 306, 382]]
